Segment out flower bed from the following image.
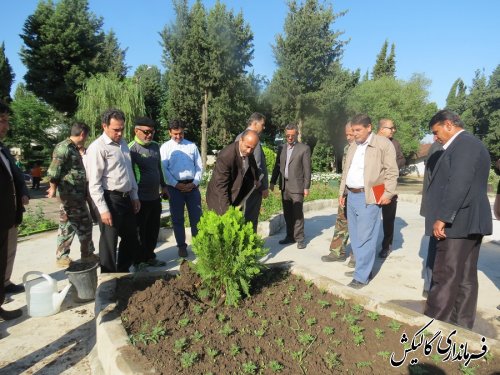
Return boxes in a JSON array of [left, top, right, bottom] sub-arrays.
[[117, 263, 498, 374]]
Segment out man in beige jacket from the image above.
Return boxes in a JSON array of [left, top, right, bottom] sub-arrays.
[[339, 114, 399, 288]]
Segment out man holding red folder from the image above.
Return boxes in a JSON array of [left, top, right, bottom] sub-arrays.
[[338, 114, 399, 288]]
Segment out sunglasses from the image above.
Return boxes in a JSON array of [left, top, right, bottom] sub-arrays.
[[137, 128, 155, 136]]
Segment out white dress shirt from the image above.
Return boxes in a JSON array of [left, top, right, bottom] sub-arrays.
[[443, 129, 465, 150], [346, 133, 373, 189], [86, 133, 138, 213]]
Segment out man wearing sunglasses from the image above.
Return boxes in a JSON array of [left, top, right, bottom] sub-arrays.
[[129, 117, 168, 267], [376, 118, 406, 258]]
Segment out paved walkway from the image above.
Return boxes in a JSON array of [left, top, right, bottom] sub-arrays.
[[0, 194, 499, 374]]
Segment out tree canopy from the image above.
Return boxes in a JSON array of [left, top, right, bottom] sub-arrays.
[[19, 0, 126, 115], [0, 42, 15, 101]]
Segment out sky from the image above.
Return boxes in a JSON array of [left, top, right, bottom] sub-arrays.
[[2, 0, 500, 109]]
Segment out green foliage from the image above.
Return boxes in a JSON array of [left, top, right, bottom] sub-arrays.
[[230, 343, 241, 356], [219, 323, 234, 337], [311, 142, 334, 172], [324, 351, 342, 370], [306, 317, 317, 326], [9, 84, 60, 163], [191, 207, 268, 306], [262, 145, 276, 179], [322, 326, 334, 335], [205, 346, 219, 361], [173, 337, 188, 353], [191, 330, 203, 342], [351, 304, 364, 314], [459, 364, 478, 375], [0, 42, 14, 101], [372, 40, 396, 80], [161, 0, 255, 167], [242, 361, 258, 374], [180, 351, 198, 368], [134, 64, 163, 123], [177, 316, 190, 327], [356, 361, 372, 368], [298, 333, 316, 346], [129, 321, 167, 346], [374, 328, 385, 339], [377, 351, 391, 359], [317, 300, 330, 309], [367, 311, 379, 321], [18, 206, 58, 236], [75, 73, 145, 140], [19, 0, 124, 114], [347, 75, 437, 158], [388, 320, 402, 332], [268, 360, 284, 372]]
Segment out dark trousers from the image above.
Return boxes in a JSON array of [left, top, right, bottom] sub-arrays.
[[424, 235, 482, 329], [32, 177, 41, 189], [282, 187, 305, 243], [136, 198, 162, 262], [381, 196, 398, 250], [167, 186, 202, 248], [244, 189, 263, 233], [0, 229, 9, 306], [98, 192, 140, 273]]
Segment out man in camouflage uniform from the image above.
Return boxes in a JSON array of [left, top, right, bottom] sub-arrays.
[[321, 122, 355, 265], [47, 123, 99, 268]]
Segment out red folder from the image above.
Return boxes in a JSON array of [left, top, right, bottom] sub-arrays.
[[371, 183, 385, 203]]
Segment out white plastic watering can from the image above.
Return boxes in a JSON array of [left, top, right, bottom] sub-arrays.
[[23, 271, 71, 317]]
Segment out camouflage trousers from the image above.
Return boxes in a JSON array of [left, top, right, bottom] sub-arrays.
[[329, 203, 349, 257], [56, 198, 96, 259]]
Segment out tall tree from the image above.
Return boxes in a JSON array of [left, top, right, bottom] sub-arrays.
[[347, 75, 437, 158], [134, 64, 163, 123], [445, 78, 467, 114], [372, 40, 396, 79], [19, 0, 126, 115], [97, 30, 129, 78], [270, 0, 347, 137], [161, 0, 254, 167], [0, 42, 15, 101], [461, 70, 488, 136], [75, 73, 145, 140]]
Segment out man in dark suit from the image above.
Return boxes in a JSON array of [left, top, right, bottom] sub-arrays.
[[206, 130, 260, 216], [235, 113, 269, 232], [270, 123, 311, 249], [0, 101, 29, 320], [423, 109, 492, 329]]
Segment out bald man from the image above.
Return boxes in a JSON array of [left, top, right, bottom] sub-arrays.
[[206, 129, 260, 218]]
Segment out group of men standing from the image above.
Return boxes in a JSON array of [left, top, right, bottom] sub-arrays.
[[0, 100, 493, 331], [320, 110, 492, 330]]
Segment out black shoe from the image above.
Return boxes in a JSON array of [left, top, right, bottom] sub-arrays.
[[178, 246, 188, 258], [4, 283, 25, 294], [321, 253, 346, 262], [0, 307, 22, 321], [297, 242, 306, 249], [279, 237, 295, 245], [379, 248, 391, 258], [347, 279, 366, 289], [347, 257, 356, 268]]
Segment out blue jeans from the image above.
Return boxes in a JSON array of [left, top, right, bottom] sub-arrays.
[[167, 186, 202, 248], [346, 191, 381, 284]]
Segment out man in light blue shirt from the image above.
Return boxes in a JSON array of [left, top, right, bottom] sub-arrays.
[[160, 120, 203, 258]]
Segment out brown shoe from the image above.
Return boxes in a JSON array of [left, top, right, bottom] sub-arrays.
[[56, 256, 73, 268], [321, 253, 346, 262], [81, 253, 100, 264], [0, 307, 22, 321]]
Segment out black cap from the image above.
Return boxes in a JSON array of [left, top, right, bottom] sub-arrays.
[[134, 116, 156, 129]]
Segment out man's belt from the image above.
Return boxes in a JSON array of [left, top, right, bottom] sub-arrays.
[[104, 190, 130, 198], [347, 186, 364, 193], [178, 179, 194, 184]]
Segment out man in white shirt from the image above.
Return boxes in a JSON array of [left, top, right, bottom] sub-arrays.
[[160, 120, 203, 258], [86, 109, 141, 273], [339, 114, 399, 289]]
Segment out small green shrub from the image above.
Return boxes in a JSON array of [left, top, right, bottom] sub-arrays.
[[18, 206, 58, 236], [191, 207, 268, 306]]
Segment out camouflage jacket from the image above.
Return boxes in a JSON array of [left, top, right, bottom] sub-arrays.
[[47, 138, 87, 197]]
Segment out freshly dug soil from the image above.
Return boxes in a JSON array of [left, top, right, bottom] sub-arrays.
[[118, 262, 499, 374]]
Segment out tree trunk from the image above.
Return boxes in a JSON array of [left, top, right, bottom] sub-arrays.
[[201, 89, 209, 170], [297, 117, 303, 143]]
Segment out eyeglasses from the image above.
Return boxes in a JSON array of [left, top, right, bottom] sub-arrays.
[[137, 128, 155, 136]]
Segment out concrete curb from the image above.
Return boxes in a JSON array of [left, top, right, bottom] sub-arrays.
[[95, 262, 499, 374]]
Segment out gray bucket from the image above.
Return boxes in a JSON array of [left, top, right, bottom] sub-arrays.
[[65, 262, 99, 302]]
